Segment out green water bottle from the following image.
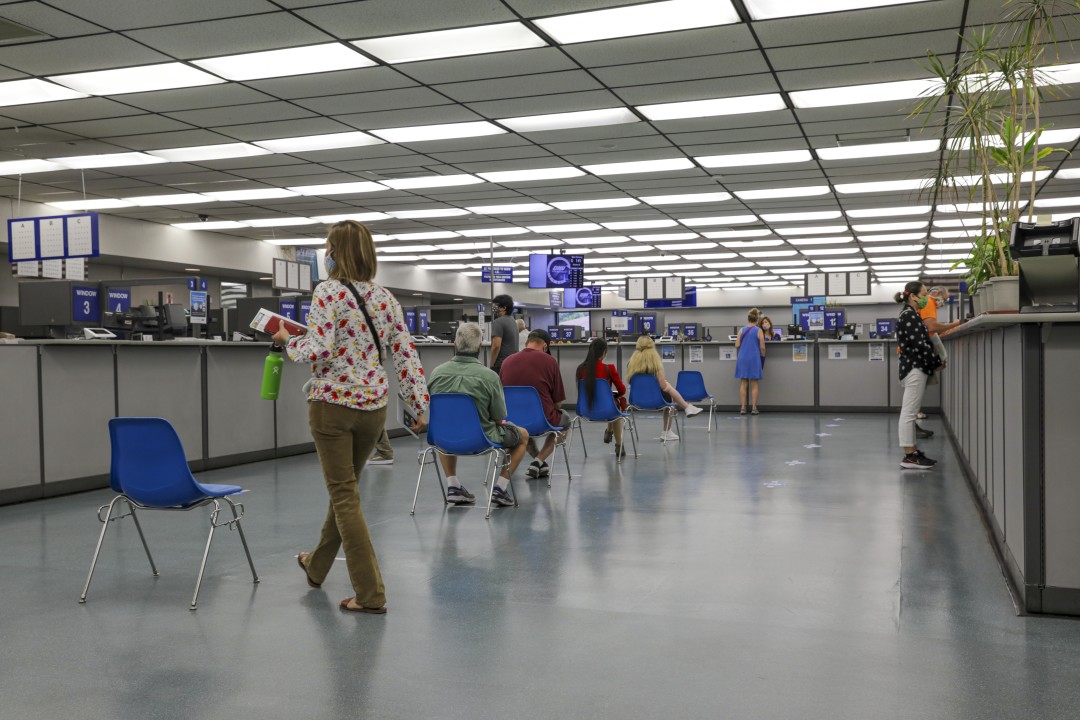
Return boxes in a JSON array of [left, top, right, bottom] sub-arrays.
[[260, 344, 284, 400]]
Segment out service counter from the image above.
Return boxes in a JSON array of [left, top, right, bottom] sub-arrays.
[[939, 313, 1080, 616], [1, 337, 929, 506]]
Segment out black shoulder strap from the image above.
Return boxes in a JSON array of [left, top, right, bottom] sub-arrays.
[[343, 282, 383, 364]]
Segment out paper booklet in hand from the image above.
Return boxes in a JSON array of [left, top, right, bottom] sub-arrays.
[[250, 308, 308, 337]]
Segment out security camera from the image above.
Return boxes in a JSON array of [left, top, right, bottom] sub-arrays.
[[198, 214, 209, 221]]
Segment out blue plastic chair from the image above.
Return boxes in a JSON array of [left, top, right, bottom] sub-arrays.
[[628, 374, 680, 442], [411, 393, 517, 519], [80, 418, 259, 610], [571, 379, 637, 462], [503, 386, 571, 486], [676, 370, 716, 432]]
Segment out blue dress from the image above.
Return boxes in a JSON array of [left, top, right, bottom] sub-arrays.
[[734, 325, 763, 380]]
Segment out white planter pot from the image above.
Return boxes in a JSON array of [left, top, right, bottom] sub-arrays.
[[986, 276, 1019, 312], [971, 289, 985, 315]]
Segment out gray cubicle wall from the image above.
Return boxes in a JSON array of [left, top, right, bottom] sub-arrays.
[[206, 345, 277, 464], [116, 345, 203, 461], [0, 344, 42, 501], [818, 341, 889, 407]]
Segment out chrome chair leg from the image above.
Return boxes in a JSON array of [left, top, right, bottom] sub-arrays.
[[80, 496, 123, 603], [411, 447, 432, 515], [432, 451, 448, 502], [225, 497, 259, 584], [484, 449, 504, 520], [483, 454, 493, 487], [190, 501, 219, 610], [630, 409, 640, 442], [559, 438, 572, 486], [575, 417, 588, 457], [707, 400, 714, 432], [673, 408, 682, 437], [125, 500, 159, 577], [625, 416, 639, 458]]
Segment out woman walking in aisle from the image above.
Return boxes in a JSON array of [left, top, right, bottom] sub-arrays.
[[895, 281, 943, 469]]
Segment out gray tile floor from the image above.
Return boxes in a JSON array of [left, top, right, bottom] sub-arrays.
[[3, 412, 1079, 720]]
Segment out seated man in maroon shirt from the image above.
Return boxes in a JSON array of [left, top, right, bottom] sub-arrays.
[[499, 329, 569, 479]]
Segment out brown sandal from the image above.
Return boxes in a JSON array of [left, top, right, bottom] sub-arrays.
[[296, 553, 320, 588], [338, 597, 387, 614]]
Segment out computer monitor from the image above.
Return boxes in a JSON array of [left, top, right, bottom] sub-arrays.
[[427, 320, 455, 339], [162, 304, 187, 331]]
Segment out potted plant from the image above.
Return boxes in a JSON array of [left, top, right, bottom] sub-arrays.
[[912, 0, 1079, 313]]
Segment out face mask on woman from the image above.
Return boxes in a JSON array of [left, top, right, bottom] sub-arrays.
[[325, 249, 336, 273], [763, 324, 771, 332], [915, 295, 929, 309]]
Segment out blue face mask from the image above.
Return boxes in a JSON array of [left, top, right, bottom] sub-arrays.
[[325, 250, 335, 273]]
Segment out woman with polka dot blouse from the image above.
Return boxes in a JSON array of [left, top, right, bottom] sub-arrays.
[[895, 281, 944, 469]]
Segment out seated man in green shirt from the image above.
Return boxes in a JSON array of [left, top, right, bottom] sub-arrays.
[[427, 322, 530, 507]]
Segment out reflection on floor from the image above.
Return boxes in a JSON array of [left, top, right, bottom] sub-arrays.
[[2, 412, 1079, 719]]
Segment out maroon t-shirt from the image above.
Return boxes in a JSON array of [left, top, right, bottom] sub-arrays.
[[499, 348, 566, 426]]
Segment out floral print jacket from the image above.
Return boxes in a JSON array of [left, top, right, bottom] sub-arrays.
[[285, 279, 429, 416]]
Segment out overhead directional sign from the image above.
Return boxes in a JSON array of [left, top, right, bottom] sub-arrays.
[[481, 265, 514, 283]]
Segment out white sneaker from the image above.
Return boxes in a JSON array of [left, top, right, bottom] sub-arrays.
[[660, 430, 680, 442], [684, 404, 703, 417], [916, 412, 927, 420], [367, 455, 394, 466]]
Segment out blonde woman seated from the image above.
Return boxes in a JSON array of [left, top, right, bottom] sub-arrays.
[[625, 335, 703, 441]]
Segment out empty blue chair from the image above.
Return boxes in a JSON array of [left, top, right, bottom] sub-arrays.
[[570, 378, 637, 461], [628, 374, 680, 442], [676, 370, 716, 432], [80, 418, 258, 610], [503, 386, 571, 487], [412, 393, 517, 519]]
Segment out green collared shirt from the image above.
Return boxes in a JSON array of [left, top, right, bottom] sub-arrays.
[[427, 355, 507, 444]]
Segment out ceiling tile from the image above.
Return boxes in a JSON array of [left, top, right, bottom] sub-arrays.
[[436, 70, 603, 103], [614, 74, 779, 105], [332, 105, 483, 131], [0, 2, 105, 37], [99, 128, 238, 151], [751, 1, 965, 47], [50, 114, 195, 138], [126, 13, 333, 58], [115, 84, 277, 113], [465, 89, 626, 119], [0, 33, 170, 74], [593, 51, 770, 88], [2, 97, 147, 124], [296, 0, 516, 39], [43, 0, 278, 31], [294, 87, 452, 116], [244, 67, 418, 99], [403, 48, 578, 85], [564, 24, 757, 67], [164, 101, 317, 127], [212, 117, 356, 142]]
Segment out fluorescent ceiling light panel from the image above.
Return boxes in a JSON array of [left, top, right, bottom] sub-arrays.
[[817, 139, 939, 160], [244, 217, 316, 227], [696, 150, 812, 168], [787, 236, 854, 245], [312, 213, 390, 223], [790, 78, 941, 109], [834, 178, 927, 194], [498, 239, 563, 248], [149, 143, 271, 162], [47, 198, 135, 210], [802, 248, 858, 256], [0, 159, 66, 175], [437, 242, 493, 250], [704, 262, 754, 268], [1034, 195, 1080, 207], [594, 245, 656, 254], [380, 244, 440, 252], [371, 121, 505, 143], [845, 205, 931, 218], [478, 167, 585, 183], [124, 193, 213, 206], [459, 228, 529, 237], [638, 93, 785, 121], [467, 203, 552, 214], [353, 22, 544, 64], [0, 78, 88, 107], [528, 223, 601, 232], [631, 233, 700, 241], [721, 240, 783, 248], [741, 250, 798, 258], [929, 243, 974, 251], [382, 174, 483, 190], [639, 192, 731, 205], [683, 253, 738, 260], [681, 215, 759, 227], [857, 232, 928, 242], [256, 132, 383, 153], [288, 181, 385, 195], [868, 256, 924, 264], [933, 218, 989, 228], [931, 230, 981, 238], [658, 242, 717, 250], [498, 108, 637, 133], [862, 244, 926, 253], [583, 158, 694, 176], [602, 220, 678, 230], [761, 211, 842, 222], [936, 201, 1025, 212], [388, 208, 471, 219], [534, 0, 739, 44], [264, 238, 326, 246], [774, 225, 848, 235], [422, 254, 476, 260], [49, 63, 224, 95], [50, 152, 166, 169], [735, 186, 829, 200], [723, 269, 768, 276], [561, 236, 629, 245], [552, 198, 639, 210], [702, 229, 772, 239], [204, 188, 297, 201], [852, 221, 928, 232], [172, 221, 249, 230], [1055, 168, 1080, 180], [812, 263, 868, 270], [194, 43, 374, 81], [757, 260, 809, 267]]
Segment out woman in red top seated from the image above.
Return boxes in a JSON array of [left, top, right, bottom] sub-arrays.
[[575, 338, 628, 457]]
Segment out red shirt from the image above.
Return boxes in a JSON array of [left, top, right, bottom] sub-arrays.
[[576, 361, 627, 408], [499, 348, 566, 426]]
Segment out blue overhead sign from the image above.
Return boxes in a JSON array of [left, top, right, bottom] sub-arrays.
[[481, 265, 514, 283], [107, 288, 131, 313], [72, 285, 100, 323], [644, 286, 697, 309]]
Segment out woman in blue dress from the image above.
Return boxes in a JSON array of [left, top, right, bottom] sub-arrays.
[[735, 307, 766, 415]]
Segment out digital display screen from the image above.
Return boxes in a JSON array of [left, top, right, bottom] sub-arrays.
[[529, 254, 584, 288], [563, 285, 601, 308]]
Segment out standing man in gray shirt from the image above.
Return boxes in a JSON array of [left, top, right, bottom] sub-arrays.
[[489, 294, 518, 373]]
